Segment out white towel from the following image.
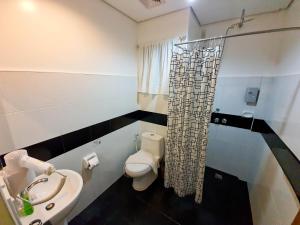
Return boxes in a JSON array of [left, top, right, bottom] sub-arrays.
[[126, 151, 158, 174]]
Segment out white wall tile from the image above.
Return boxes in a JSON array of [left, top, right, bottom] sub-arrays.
[[139, 121, 167, 138], [138, 93, 168, 115], [248, 143, 300, 225], [0, 115, 15, 154], [0, 0, 138, 221], [0, 72, 138, 149], [5, 106, 62, 149], [0, 72, 69, 113], [213, 77, 262, 116], [259, 75, 300, 159], [207, 125, 266, 182]]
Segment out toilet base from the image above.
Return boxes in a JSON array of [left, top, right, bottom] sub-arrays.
[[132, 171, 157, 191]]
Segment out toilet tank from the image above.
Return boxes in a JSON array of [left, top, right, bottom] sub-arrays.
[[141, 132, 164, 159]]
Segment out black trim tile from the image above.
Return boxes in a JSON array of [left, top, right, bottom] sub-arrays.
[[1, 110, 299, 200], [27, 137, 65, 161], [211, 112, 253, 130], [91, 121, 111, 140], [134, 110, 168, 126], [62, 127, 92, 152], [252, 119, 300, 200], [110, 112, 137, 131], [136, 111, 253, 130], [0, 154, 6, 167], [251, 119, 273, 133]]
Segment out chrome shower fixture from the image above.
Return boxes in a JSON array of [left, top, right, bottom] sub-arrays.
[[238, 9, 254, 28], [238, 9, 246, 28]]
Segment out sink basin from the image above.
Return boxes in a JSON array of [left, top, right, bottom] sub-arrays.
[[20, 169, 83, 225]]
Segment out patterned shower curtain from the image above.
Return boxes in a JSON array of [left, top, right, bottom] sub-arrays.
[[164, 39, 224, 203]]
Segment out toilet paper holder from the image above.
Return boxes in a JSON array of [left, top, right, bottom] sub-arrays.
[[82, 153, 99, 170]]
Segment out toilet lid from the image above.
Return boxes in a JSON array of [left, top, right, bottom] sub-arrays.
[[126, 163, 151, 173]]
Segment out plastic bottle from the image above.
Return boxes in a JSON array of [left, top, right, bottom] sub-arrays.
[[20, 190, 34, 216]]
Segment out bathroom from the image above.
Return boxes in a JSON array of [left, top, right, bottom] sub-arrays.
[[0, 0, 299, 224]]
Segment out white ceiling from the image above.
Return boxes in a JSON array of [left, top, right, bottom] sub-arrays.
[[103, 0, 190, 22], [103, 0, 291, 24]]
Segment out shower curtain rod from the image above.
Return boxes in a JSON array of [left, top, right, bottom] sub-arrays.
[[175, 26, 300, 47]]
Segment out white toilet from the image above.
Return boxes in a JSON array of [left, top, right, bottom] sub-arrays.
[[125, 132, 164, 191]]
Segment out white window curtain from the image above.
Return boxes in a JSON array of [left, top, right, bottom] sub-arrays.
[[138, 37, 182, 95]]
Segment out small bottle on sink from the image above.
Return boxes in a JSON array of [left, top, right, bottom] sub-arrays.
[[20, 190, 34, 216]]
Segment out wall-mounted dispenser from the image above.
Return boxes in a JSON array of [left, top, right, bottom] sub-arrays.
[[245, 87, 260, 106]]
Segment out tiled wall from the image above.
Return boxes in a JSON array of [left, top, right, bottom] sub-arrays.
[[207, 125, 265, 182], [256, 0, 300, 160], [248, 2, 300, 224], [258, 75, 300, 159], [205, 3, 300, 225], [248, 142, 299, 225], [137, 4, 300, 225], [0, 0, 139, 220], [49, 122, 138, 221], [213, 76, 262, 116], [0, 72, 138, 154], [0, 72, 138, 220]]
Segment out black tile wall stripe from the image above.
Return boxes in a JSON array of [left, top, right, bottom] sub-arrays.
[[0, 110, 299, 200], [27, 136, 65, 162], [252, 119, 300, 200], [0, 154, 6, 168], [139, 112, 300, 199], [90, 120, 111, 140], [110, 113, 137, 130], [136, 111, 253, 130], [251, 119, 273, 133], [0, 111, 141, 166], [62, 127, 92, 152], [135, 110, 168, 126], [211, 112, 253, 129]]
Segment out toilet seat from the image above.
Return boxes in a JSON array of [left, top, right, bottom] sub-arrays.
[[125, 150, 154, 177], [126, 163, 151, 176]]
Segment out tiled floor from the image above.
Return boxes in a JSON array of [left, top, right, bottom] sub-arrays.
[[70, 167, 253, 225]]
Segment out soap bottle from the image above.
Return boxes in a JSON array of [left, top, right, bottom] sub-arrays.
[[20, 190, 34, 216]]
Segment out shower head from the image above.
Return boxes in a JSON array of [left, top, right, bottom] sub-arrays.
[[226, 9, 254, 34], [238, 9, 246, 28], [237, 9, 254, 28]]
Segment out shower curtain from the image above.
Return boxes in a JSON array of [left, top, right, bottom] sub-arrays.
[[164, 39, 224, 203]]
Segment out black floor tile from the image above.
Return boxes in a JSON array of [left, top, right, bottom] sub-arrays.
[[70, 167, 253, 225]]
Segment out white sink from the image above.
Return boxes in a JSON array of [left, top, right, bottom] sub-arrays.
[[20, 169, 83, 225]]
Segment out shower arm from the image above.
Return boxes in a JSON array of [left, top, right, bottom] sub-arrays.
[[176, 4, 300, 49]]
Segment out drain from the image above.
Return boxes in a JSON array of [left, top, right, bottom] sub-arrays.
[[45, 203, 55, 211], [214, 173, 223, 180]]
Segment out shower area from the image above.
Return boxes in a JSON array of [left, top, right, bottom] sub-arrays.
[[138, 3, 300, 225]]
